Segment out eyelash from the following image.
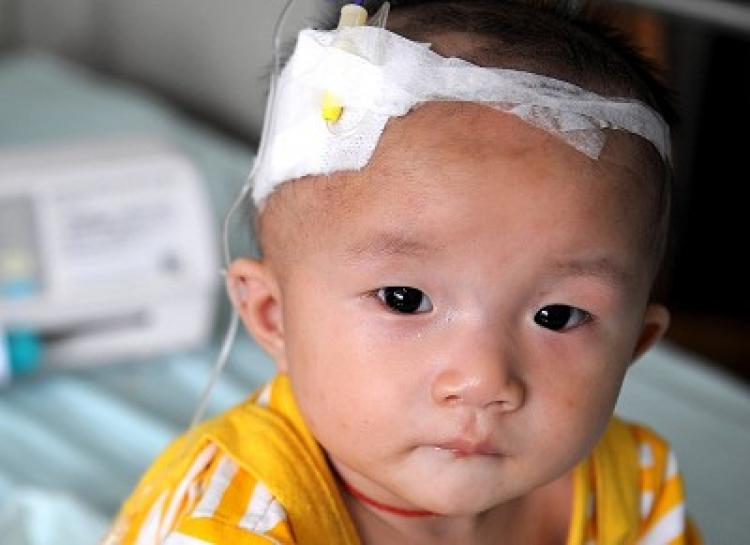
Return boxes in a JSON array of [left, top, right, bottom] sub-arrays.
[[372, 287, 593, 332], [533, 304, 593, 332], [374, 287, 434, 314]]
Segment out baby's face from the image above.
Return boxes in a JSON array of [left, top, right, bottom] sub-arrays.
[[256, 103, 665, 515]]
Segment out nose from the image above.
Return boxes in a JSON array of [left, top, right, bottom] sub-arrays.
[[430, 334, 525, 412]]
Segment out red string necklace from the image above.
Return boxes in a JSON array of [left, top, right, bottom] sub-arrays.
[[343, 480, 437, 518]]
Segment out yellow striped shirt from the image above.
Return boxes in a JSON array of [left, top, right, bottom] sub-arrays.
[[104, 375, 701, 545]]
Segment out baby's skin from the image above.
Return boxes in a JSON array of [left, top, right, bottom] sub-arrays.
[[228, 102, 670, 545]]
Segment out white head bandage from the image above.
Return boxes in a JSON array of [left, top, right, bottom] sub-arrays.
[[253, 25, 671, 205]]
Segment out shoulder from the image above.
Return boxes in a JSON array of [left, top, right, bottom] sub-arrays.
[[109, 381, 296, 544], [610, 418, 702, 544], [602, 417, 675, 470], [170, 450, 294, 544], [113, 443, 294, 545], [612, 419, 677, 485], [614, 419, 681, 505]]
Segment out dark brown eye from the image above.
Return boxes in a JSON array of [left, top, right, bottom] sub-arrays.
[[534, 305, 590, 331], [376, 287, 433, 314]]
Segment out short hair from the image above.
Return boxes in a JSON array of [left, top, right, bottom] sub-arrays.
[[257, 0, 679, 295], [357, 0, 678, 126]]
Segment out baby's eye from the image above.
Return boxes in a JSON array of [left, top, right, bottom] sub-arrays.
[[376, 287, 433, 314], [534, 304, 591, 331]]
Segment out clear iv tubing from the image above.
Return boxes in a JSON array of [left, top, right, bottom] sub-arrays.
[[187, 0, 298, 431], [189, 0, 393, 430]]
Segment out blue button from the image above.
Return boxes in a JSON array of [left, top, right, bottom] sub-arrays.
[[8, 330, 43, 375], [2, 278, 43, 375]]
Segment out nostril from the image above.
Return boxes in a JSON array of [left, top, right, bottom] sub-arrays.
[[488, 385, 525, 412], [487, 399, 510, 410], [444, 394, 461, 404]]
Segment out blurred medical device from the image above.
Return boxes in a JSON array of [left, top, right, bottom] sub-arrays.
[[0, 140, 219, 384]]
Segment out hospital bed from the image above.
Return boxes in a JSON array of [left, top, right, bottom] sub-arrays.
[[0, 3, 748, 543]]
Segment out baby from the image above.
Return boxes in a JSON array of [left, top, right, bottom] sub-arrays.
[[106, 1, 701, 544]]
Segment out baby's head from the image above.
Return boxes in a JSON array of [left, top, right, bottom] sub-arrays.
[[230, 0, 676, 519]]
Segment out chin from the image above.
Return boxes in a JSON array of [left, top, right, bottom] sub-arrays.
[[420, 492, 502, 517], [401, 477, 514, 516]]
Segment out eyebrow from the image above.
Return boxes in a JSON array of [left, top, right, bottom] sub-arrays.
[[343, 231, 632, 287], [343, 230, 439, 261], [547, 256, 633, 288]]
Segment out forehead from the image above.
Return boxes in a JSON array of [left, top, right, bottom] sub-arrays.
[[267, 102, 652, 283], [330, 103, 646, 223]]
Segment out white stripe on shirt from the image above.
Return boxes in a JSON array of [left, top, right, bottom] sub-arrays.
[[257, 384, 272, 407], [639, 443, 654, 468], [162, 532, 212, 545], [240, 481, 287, 533], [159, 444, 218, 540], [192, 455, 238, 518], [638, 503, 686, 545], [665, 451, 678, 479], [135, 492, 167, 545], [640, 490, 655, 518]]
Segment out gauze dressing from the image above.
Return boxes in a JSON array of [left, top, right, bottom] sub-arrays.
[[252, 25, 671, 205]]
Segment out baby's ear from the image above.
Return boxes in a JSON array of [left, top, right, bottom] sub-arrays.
[[227, 258, 288, 372], [631, 303, 671, 363]]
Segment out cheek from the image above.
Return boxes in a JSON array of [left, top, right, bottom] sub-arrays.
[[528, 337, 629, 454], [284, 310, 412, 452]]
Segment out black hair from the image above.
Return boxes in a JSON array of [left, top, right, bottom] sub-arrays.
[[345, 0, 678, 125]]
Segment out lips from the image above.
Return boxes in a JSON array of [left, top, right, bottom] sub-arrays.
[[434, 438, 502, 458]]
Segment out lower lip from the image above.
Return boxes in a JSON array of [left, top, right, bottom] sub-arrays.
[[432, 447, 503, 459]]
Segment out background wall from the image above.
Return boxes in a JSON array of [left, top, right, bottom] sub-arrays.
[[5, 0, 326, 140]]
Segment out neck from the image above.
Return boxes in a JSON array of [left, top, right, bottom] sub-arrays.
[[342, 480, 437, 518], [344, 491, 521, 545], [339, 472, 574, 545]]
